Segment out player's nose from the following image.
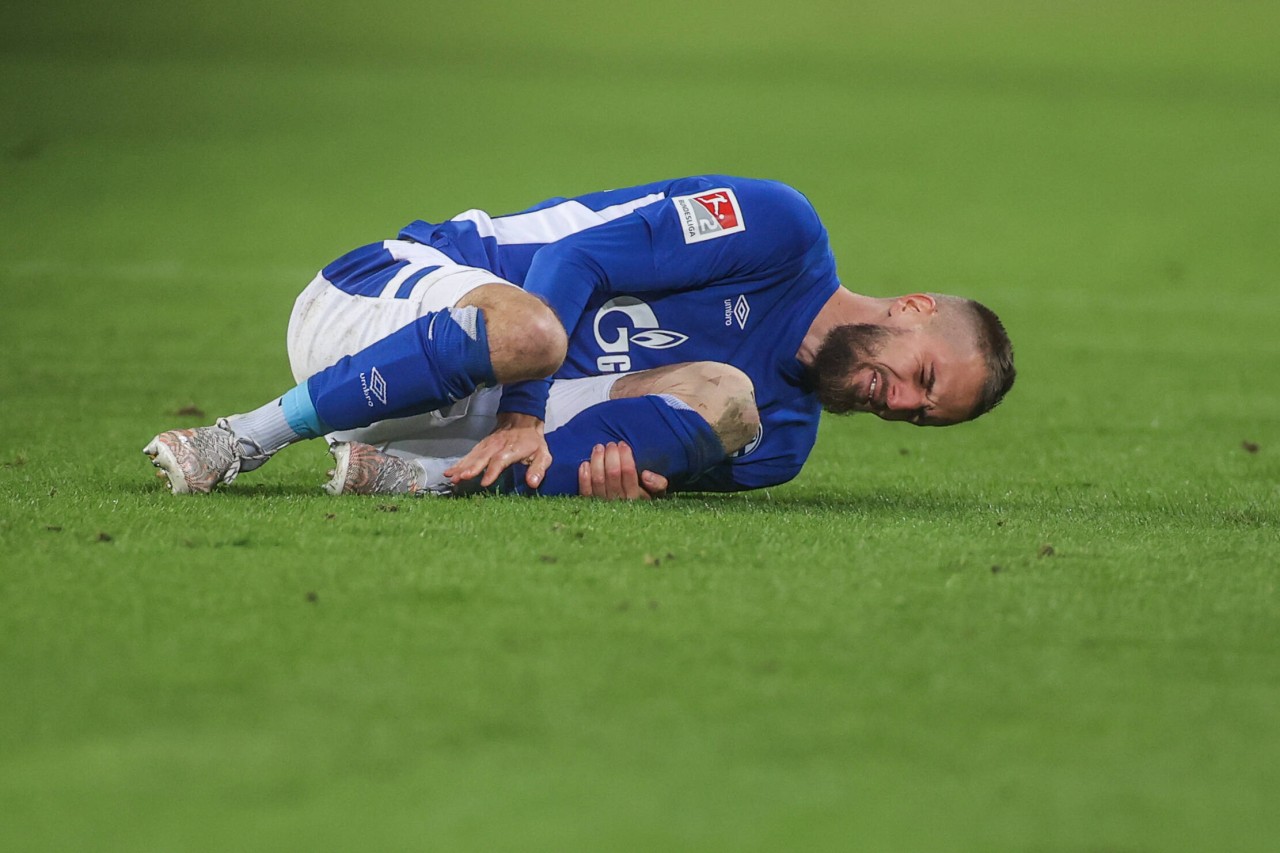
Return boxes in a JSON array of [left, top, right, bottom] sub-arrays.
[[886, 380, 924, 411]]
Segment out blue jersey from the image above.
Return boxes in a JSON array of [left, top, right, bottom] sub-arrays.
[[399, 176, 840, 491]]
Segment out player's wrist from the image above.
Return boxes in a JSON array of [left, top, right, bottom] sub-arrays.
[[495, 412, 545, 431]]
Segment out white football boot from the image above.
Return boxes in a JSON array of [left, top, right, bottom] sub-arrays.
[[143, 419, 268, 494], [324, 441, 432, 496]]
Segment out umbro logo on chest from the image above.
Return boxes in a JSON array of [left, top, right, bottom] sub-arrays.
[[723, 295, 750, 329]]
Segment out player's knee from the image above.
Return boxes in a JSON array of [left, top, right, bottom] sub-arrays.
[[520, 300, 568, 376], [704, 363, 760, 453], [460, 285, 567, 381], [674, 362, 760, 453]]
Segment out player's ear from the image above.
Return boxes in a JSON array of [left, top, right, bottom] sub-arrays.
[[888, 293, 938, 317]]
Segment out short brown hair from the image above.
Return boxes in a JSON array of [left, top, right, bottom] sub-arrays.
[[963, 299, 1015, 419]]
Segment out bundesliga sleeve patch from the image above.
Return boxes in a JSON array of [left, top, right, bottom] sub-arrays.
[[671, 188, 746, 244]]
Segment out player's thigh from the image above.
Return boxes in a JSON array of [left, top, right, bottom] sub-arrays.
[[286, 239, 517, 383], [543, 362, 755, 432], [544, 375, 624, 433], [609, 361, 759, 451], [610, 361, 754, 410]]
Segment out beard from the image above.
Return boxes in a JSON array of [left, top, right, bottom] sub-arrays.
[[806, 324, 897, 414]]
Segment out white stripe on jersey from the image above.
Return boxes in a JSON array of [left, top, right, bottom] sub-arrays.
[[449, 192, 666, 246], [376, 261, 425, 299], [385, 240, 455, 266], [378, 240, 458, 299]]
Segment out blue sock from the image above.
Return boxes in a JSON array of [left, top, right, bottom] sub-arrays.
[[511, 394, 726, 496], [300, 307, 496, 432]]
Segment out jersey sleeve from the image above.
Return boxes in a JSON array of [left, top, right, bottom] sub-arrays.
[[498, 179, 826, 418], [675, 455, 805, 493]]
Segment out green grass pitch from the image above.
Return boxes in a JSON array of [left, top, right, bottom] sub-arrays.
[[2, 2, 1278, 850]]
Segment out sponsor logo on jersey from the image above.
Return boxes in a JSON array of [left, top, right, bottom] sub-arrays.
[[592, 296, 688, 372], [671, 188, 746, 244]]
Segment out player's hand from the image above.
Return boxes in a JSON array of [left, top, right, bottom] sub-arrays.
[[445, 412, 550, 489], [577, 441, 669, 501]]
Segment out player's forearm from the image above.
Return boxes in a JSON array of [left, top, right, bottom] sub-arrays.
[[519, 243, 601, 338]]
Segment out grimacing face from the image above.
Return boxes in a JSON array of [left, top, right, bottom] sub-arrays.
[[809, 322, 987, 426]]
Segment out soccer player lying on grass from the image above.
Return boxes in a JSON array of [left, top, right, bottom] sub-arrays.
[[145, 175, 1015, 497]]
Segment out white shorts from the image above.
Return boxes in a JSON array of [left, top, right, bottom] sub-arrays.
[[286, 240, 505, 383], [286, 241, 621, 459]]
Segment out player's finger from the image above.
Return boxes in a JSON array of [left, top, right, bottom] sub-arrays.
[[448, 451, 494, 483], [589, 443, 608, 498], [525, 445, 552, 489], [444, 454, 481, 483], [603, 442, 624, 500], [578, 460, 592, 497], [445, 437, 500, 481], [615, 442, 649, 501], [641, 470, 669, 499], [484, 430, 547, 486], [480, 446, 520, 487]]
